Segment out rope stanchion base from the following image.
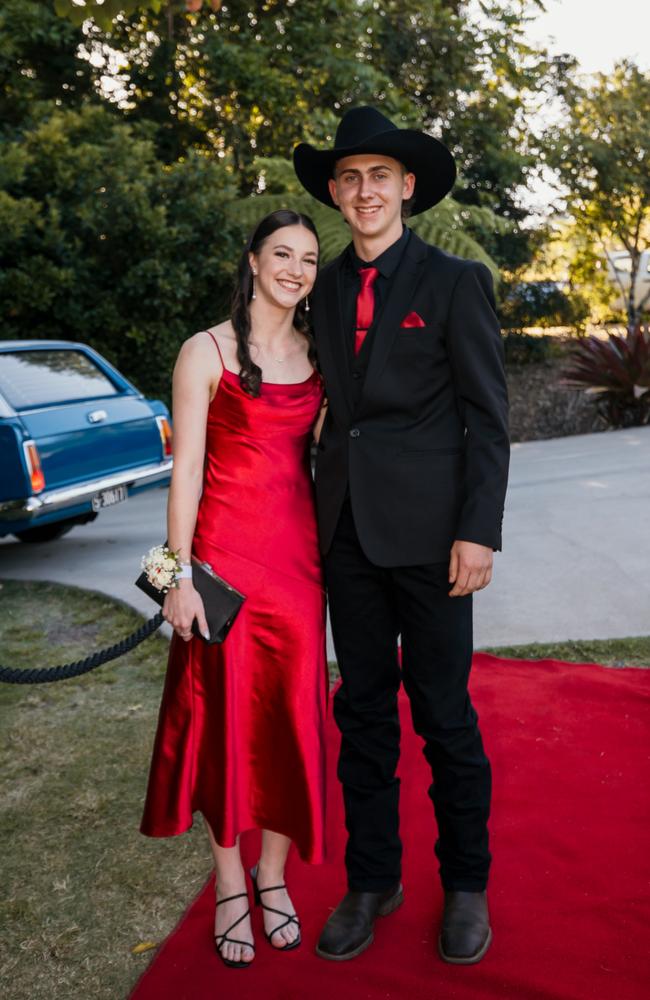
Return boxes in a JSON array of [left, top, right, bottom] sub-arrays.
[[0, 611, 165, 685]]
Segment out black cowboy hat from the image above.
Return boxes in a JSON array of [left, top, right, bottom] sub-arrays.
[[293, 106, 456, 216]]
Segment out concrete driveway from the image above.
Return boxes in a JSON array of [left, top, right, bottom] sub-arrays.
[[1, 426, 649, 654]]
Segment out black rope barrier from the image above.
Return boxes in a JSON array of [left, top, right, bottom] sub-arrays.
[[0, 611, 164, 685]]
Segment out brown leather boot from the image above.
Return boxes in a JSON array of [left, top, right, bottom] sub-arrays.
[[316, 883, 404, 961], [438, 890, 492, 964]]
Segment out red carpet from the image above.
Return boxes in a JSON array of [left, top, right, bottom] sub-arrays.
[[130, 654, 650, 1000]]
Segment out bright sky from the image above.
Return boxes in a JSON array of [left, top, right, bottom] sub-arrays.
[[522, 0, 650, 74]]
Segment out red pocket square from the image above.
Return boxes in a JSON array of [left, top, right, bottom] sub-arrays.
[[400, 311, 426, 328]]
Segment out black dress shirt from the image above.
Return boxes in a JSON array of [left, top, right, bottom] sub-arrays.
[[341, 226, 411, 373]]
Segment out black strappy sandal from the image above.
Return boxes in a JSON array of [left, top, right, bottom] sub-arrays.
[[250, 865, 301, 951], [214, 890, 255, 969]]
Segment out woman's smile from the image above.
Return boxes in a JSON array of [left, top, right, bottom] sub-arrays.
[[276, 278, 303, 292]]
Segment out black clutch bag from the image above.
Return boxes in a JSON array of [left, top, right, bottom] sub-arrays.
[[135, 553, 245, 644]]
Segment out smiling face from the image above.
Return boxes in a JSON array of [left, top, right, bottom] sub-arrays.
[[328, 154, 415, 246], [249, 224, 319, 311]]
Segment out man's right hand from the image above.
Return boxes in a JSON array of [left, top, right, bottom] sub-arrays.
[[163, 579, 210, 641]]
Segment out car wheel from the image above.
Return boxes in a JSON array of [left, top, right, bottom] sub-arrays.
[[14, 521, 77, 543]]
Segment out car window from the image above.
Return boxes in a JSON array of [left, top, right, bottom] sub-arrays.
[[0, 350, 120, 409]]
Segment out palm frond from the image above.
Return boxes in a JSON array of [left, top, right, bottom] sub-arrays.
[[230, 190, 352, 261], [409, 201, 507, 280], [230, 158, 504, 276]]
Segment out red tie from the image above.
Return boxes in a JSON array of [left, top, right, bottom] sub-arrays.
[[354, 266, 380, 356]]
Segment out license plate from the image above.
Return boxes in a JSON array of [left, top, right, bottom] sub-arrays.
[[91, 485, 128, 512]]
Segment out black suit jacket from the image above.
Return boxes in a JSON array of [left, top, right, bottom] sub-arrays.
[[312, 230, 510, 566]]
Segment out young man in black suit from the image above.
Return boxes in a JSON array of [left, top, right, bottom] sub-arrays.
[[294, 106, 509, 965]]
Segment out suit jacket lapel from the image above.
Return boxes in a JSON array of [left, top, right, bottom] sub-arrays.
[[314, 258, 353, 420], [361, 232, 429, 404]]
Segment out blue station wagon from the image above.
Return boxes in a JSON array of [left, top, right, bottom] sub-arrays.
[[0, 341, 173, 542]]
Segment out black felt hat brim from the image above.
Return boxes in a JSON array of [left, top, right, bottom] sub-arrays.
[[293, 129, 456, 216]]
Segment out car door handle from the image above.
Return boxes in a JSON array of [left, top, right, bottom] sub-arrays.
[[87, 409, 107, 424]]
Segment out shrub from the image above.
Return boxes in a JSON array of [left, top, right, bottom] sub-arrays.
[[560, 324, 650, 428], [0, 106, 246, 402], [500, 280, 589, 332], [502, 332, 554, 366]]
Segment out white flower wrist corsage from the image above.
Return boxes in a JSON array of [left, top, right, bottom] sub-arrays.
[[140, 545, 189, 592]]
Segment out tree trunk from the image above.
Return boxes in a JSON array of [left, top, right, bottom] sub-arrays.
[[627, 248, 640, 334]]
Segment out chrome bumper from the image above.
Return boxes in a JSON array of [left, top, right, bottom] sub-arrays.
[[0, 459, 173, 522]]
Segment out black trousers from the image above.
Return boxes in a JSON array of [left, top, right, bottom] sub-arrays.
[[324, 499, 492, 893]]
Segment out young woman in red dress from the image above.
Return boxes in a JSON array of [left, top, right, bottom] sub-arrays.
[[140, 211, 328, 968]]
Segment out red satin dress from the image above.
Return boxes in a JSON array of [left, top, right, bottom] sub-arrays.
[[140, 342, 327, 864]]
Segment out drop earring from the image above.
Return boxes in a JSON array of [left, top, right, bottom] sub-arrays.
[[304, 295, 310, 313], [251, 271, 257, 301]]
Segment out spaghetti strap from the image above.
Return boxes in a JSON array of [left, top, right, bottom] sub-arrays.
[[203, 329, 226, 369]]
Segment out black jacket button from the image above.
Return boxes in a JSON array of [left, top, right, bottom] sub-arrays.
[[349, 428, 360, 438]]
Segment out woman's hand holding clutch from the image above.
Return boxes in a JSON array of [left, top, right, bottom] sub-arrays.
[[163, 579, 210, 642]]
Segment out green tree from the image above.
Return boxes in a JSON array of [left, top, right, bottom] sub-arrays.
[[57, 0, 552, 271], [498, 278, 589, 333], [76, 0, 392, 169], [549, 60, 650, 330], [0, 105, 245, 400], [0, 0, 568, 398], [53, 1, 221, 32], [0, 0, 95, 132]]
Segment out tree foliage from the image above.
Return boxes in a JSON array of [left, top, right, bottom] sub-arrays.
[[53, 2, 224, 32], [499, 279, 589, 332], [0, 0, 95, 130], [62, 0, 552, 272], [549, 60, 650, 330], [0, 105, 244, 399], [0, 0, 575, 398]]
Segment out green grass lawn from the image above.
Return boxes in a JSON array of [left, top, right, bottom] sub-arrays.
[[483, 635, 650, 668], [1, 579, 648, 1000], [0, 581, 209, 1000]]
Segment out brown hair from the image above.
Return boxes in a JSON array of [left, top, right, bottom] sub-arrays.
[[230, 210, 319, 397]]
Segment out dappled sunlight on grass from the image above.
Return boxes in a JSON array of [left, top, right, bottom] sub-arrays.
[[0, 581, 210, 1000]]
